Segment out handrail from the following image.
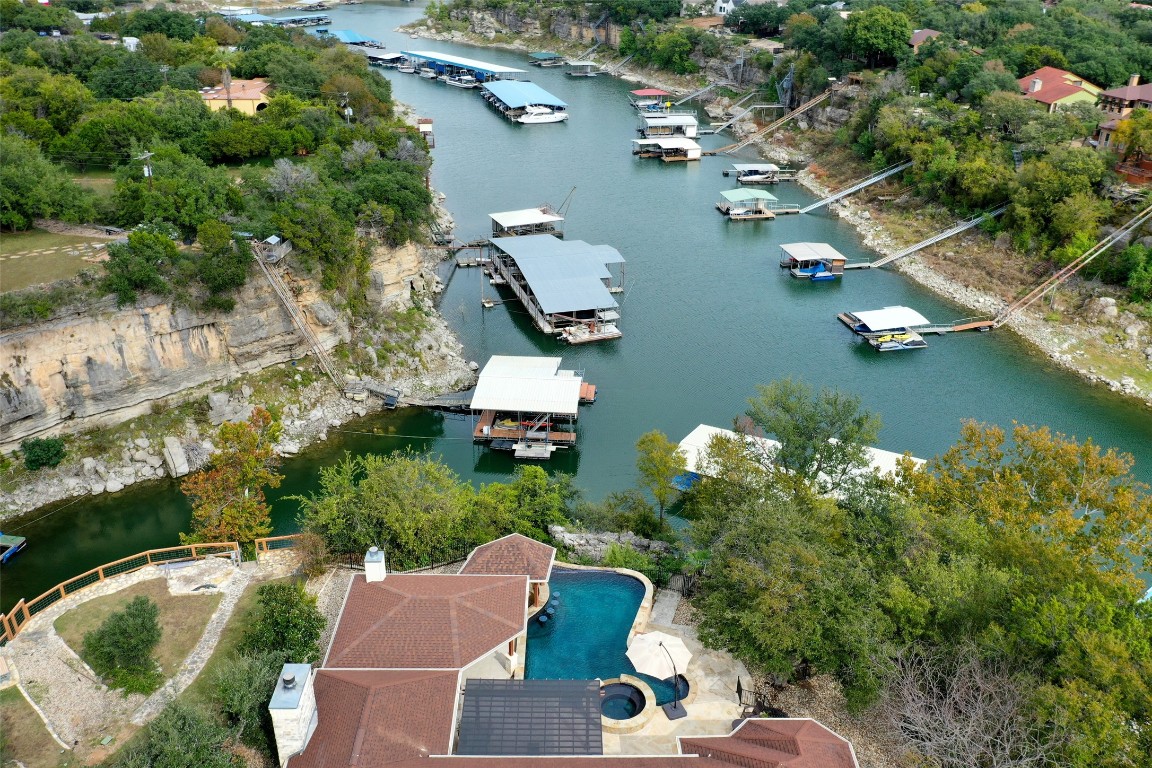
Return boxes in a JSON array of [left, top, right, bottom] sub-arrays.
[[706, 89, 832, 155], [254, 533, 306, 557], [256, 260, 346, 389], [0, 542, 240, 645]]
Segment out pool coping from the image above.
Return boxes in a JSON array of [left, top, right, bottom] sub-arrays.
[[552, 561, 655, 642], [599, 674, 658, 734]]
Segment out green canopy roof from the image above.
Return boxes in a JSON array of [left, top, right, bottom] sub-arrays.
[[720, 189, 778, 203], [529, 51, 562, 60]]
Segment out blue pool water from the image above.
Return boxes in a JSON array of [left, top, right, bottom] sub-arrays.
[[525, 569, 688, 707]]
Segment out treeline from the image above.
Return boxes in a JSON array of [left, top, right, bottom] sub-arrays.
[[725, 0, 1152, 303], [0, 2, 432, 315], [681, 380, 1152, 767]]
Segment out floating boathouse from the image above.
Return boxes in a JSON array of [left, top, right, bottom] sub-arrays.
[[489, 207, 565, 238], [638, 113, 699, 138], [716, 189, 781, 220], [779, 242, 847, 280], [838, 305, 932, 352], [480, 81, 569, 122], [487, 234, 624, 344], [470, 355, 596, 459], [400, 50, 526, 82], [722, 163, 798, 184], [632, 137, 702, 162]]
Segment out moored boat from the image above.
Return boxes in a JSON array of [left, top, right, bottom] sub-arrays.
[[445, 74, 479, 89], [0, 533, 27, 565], [518, 104, 568, 124]]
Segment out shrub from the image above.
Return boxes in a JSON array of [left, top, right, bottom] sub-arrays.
[[20, 437, 66, 471], [81, 595, 163, 694], [240, 581, 325, 664]]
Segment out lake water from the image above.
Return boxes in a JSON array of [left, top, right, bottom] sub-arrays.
[[3, 0, 1150, 610]]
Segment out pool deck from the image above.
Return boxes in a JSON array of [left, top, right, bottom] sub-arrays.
[[603, 589, 750, 756]]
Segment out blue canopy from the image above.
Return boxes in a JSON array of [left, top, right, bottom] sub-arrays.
[[320, 29, 382, 45], [481, 80, 567, 109]]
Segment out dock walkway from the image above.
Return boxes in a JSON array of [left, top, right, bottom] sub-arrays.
[[472, 410, 577, 445]]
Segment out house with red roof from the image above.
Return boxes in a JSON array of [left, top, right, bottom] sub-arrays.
[[908, 29, 941, 54], [1018, 66, 1101, 113], [1095, 75, 1152, 175], [269, 542, 862, 768]]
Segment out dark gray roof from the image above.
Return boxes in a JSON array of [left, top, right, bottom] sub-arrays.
[[457, 679, 603, 756]]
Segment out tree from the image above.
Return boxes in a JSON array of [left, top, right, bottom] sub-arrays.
[[212, 650, 281, 744], [743, 379, 881, 495], [845, 6, 911, 67], [113, 701, 234, 768], [180, 406, 282, 546], [1114, 108, 1152, 161], [635, 430, 686, 520], [908, 421, 1152, 596], [0, 135, 94, 231], [20, 436, 66, 470], [240, 581, 325, 664], [103, 230, 178, 306], [113, 145, 237, 237], [82, 595, 162, 693]]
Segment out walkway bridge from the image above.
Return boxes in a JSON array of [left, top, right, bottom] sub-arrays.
[[601, 52, 635, 74], [845, 205, 1008, 270], [704, 89, 832, 155], [256, 259, 346, 389], [992, 201, 1152, 328], [702, 104, 784, 136], [674, 81, 733, 106], [798, 162, 913, 213]]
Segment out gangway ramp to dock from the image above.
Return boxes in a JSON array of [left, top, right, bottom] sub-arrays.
[[798, 162, 913, 214], [704, 89, 832, 155], [256, 259, 346, 389], [844, 205, 1008, 270], [703, 104, 784, 136], [992, 201, 1152, 329]]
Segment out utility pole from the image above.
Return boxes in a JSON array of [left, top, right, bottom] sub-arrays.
[[159, 64, 169, 85], [223, 66, 233, 111], [135, 151, 154, 191], [341, 92, 351, 124]]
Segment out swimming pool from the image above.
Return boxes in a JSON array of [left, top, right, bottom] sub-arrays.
[[525, 568, 688, 706]]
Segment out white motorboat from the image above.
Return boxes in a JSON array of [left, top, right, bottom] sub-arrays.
[[518, 105, 568, 124], [445, 75, 478, 89], [419, 67, 438, 79]]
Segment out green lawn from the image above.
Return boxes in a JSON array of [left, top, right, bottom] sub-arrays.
[[0, 229, 106, 293], [0, 687, 72, 768], [54, 578, 222, 679]]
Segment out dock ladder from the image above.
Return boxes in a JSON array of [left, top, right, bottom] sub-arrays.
[[798, 161, 913, 214], [865, 205, 1008, 268], [992, 201, 1152, 328], [704, 89, 833, 155], [256, 259, 346, 389]]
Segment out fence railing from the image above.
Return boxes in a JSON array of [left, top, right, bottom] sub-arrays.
[[0, 542, 239, 645], [254, 534, 305, 559]]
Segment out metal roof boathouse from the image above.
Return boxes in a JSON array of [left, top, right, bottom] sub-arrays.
[[400, 50, 526, 81], [481, 81, 569, 123], [470, 355, 597, 459], [489, 207, 565, 238], [487, 234, 624, 344]]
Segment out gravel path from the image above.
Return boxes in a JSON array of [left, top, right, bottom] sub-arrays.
[[309, 567, 356, 664], [130, 563, 253, 725]]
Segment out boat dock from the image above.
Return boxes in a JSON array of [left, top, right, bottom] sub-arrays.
[[716, 189, 799, 220], [480, 81, 568, 123], [638, 113, 699, 139], [470, 356, 595, 459], [400, 50, 526, 83], [313, 29, 384, 47], [231, 11, 331, 26], [529, 51, 565, 67], [487, 234, 624, 343], [490, 206, 564, 238], [675, 424, 924, 490], [723, 164, 798, 184], [779, 242, 846, 280], [566, 60, 598, 77], [632, 138, 702, 162]]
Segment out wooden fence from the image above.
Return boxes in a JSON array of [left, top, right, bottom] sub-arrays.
[[0, 542, 239, 645], [254, 533, 305, 559]]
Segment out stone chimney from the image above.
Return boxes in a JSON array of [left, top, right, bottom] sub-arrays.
[[1129, 73, 1140, 88], [365, 546, 386, 583], [1030, 78, 1042, 93], [269, 664, 317, 767]]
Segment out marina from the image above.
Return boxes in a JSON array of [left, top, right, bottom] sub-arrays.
[[6, 1, 1152, 612], [481, 81, 569, 123], [400, 50, 526, 83], [486, 234, 624, 343], [778, 242, 847, 280], [367, 52, 406, 67], [313, 28, 384, 47], [469, 356, 594, 459], [631, 138, 702, 162]]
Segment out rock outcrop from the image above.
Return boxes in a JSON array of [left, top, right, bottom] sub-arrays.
[[548, 525, 672, 561]]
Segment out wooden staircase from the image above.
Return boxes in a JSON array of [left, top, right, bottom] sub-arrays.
[[705, 89, 832, 155], [256, 259, 345, 389]]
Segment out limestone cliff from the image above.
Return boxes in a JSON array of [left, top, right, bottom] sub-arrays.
[[0, 242, 442, 452]]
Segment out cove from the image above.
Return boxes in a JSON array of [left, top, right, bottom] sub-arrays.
[[4, 0, 1152, 611]]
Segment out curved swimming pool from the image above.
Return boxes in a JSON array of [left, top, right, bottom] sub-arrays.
[[525, 568, 688, 706]]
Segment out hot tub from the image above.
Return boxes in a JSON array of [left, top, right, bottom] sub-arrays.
[[600, 682, 646, 721]]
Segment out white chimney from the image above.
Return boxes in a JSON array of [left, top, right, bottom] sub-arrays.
[[1129, 73, 1140, 88], [1030, 78, 1042, 93], [269, 664, 317, 767], [364, 546, 386, 583]]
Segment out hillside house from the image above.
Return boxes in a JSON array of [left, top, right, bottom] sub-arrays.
[[1019, 66, 1101, 113]]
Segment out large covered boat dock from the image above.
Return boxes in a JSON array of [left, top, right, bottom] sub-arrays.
[[487, 234, 624, 344], [470, 356, 596, 459], [481, 81, 568, 122], [399, 50, 526, 82], [490, 207, 565, 238]]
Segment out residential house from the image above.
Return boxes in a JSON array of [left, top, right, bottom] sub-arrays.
[[1096, 74, 1152, 154], [908, 28, 941, 54], [1018, 66, 1101, 113], [200, 77, 271, 115], [714, 0, 776, 16]]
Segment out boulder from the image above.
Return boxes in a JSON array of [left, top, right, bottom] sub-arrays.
[[134, 438, 150, 449], [105, 478, 124, 493], [163, 436, 190, 478]]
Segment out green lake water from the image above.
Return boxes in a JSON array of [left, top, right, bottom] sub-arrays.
[[3, 0, 1151, 610]]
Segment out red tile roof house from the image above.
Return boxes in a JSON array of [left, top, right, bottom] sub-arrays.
[[1018, 66, 1102, 113], [268, 540, 862, 768]]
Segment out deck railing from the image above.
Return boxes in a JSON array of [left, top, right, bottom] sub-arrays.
[[253, 533, 305, 559], [0, 542, 239, 645]]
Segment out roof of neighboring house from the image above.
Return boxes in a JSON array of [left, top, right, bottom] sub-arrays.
[[909, 28, 942, 46], [324, 574, 528, 669], [460, 533, 556, 582], [200, 77, 270, 103], [1100, 82, 1152, 102], [1019, 66, 1101, 104], [290, 669, 458, 768], [681, 718, 859, 768]]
